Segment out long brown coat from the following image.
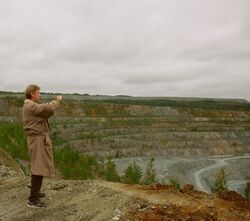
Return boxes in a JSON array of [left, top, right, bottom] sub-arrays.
[[22, 98, 61, 177]]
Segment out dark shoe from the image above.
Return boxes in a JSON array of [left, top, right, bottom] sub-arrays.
[[38, 192, 46, 198], [27, 199, 46, 208]]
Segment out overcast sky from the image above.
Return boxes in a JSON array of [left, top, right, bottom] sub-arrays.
[[0, 0, 249, 100]]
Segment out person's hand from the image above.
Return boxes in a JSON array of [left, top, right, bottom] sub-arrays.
[[55, 95, 63, 101]]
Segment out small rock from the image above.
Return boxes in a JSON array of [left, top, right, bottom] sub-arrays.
[[151, 206, 156, 210], [52, 183, 68, 191]]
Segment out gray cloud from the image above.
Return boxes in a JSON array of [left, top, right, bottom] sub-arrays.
[[0, 0, 249, 100]]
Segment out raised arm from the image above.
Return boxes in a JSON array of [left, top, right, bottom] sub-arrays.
[[31, 96, 62, 119]]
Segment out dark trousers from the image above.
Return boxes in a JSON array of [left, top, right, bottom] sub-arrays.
[[28, 175, 43, 202]]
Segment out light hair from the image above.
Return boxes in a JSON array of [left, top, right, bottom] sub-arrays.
[[24, 84, 40, 99]]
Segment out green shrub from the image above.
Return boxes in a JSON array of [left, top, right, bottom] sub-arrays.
[[211, 167, 228, 193], [54, 143, 99, 180], [104, 158, 120, 182], [122, 161, 142, 184], [142, 157, 156, 185], [0, 122, 29, 161], [94, 159, 105, 179], [245, 181, 250, 200], [169, 179, 181, 190], [50, 130, 65, 146]]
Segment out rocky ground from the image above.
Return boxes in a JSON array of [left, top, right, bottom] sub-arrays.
[[0, 167, 249, 221]]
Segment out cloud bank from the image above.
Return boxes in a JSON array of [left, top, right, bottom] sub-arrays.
[[0, 0, 249, 100]]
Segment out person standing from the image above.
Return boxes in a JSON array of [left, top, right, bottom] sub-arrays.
[[22, 84, 62, 208]]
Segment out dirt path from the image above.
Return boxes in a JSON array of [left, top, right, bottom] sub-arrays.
[[194, 155, 250, 193]]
